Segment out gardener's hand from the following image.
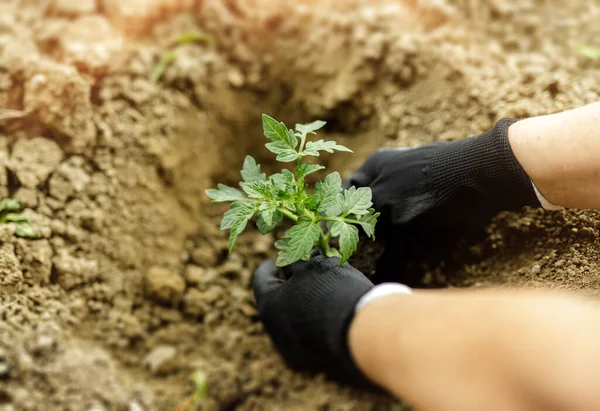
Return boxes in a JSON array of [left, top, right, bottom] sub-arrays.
[[253, 255, 412, 385], [345, 119, 543, 282], [346, 119, 540, 236]]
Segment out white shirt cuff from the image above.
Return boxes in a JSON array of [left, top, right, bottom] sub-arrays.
[[355, 283, 412, 312], [532, 182, 563, 210]]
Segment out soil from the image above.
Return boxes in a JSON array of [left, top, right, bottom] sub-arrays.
[[0, 0, 600, 410]]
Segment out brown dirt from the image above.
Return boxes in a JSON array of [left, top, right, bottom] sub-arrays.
[[0, 0, 599, 410]]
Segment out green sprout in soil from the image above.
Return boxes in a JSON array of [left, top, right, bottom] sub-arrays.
[[0, 198, 37, 238], [206, 114, 379, 266], [150, 29, 214, 84], [187, 370, 208, 411], [577, 44, 600, 61]]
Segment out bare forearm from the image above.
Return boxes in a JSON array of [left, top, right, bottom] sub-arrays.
[[508, 102, 600, 209], [349, 290, 600, 411]]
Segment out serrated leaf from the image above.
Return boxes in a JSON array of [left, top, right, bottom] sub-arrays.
[[275, 220, 320, 266], [337, 186, 373, 216], [295, 120, 326, 136], [315, 172, 342, 213], [302, 140, 352, 156], [241, 155, 266, 182], [296, 163, 325, 181], [303, 194, 319, 212], [262, 114, 298, 150], [14, 222, 38, 239], [240, 181, 272, 199], [0, 198, 20, 214], [206, 184, 246, 202], [330, 221, 358, 264], [358, 210, 380, 238], [256, 204, 283, 234], [265, 141, 299, 162], [220, 203, 257, 252]]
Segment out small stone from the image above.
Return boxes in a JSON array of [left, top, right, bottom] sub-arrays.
[[531, 264, 541, 274], [145, 266, 186, 304], [204, 285, 222, 305], [128, 401, 145, 411], [190, 246, 217, 267], [143, 345, 177, 375], [182, 289, 208, 317], [227, 68, 244, 87], [184, 265, 205, 285]]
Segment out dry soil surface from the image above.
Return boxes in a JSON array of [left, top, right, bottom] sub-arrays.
[[1, 0, 600, 410]]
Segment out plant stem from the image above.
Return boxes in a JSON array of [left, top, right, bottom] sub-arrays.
[[317, 229, 331, 255], [279, 208, 299, 222], [318, 216, 362, 225]]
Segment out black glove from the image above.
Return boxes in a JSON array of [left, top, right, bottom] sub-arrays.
[[252, 256, 374, 386], [346, 119, 541, 281], [347, 118, 540, 234]]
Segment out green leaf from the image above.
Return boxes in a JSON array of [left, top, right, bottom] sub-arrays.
[[262, 114, 298, 149], [303, 194, 319, 212], [239, 180, 272, 199], [315, 172, 342, 213], [150, 50, 178, 83], [302, 140, 352, 156], [577, 44, 600, 61], [330, 221, 359, 264], [325, 248, 342, 259], [206, 184, 246, 202], [256, 205, 283, 234], [2, 213, 29, 223], [337, 187, 373, 216], [270, 170, 296, 200], [296, 163, 325, 181], [295, 120, 326, 136], [220, 202, 257, 252], [265, 141, 299, 162], [176, 30, 214, 46], [357, 210, 380, 238], [14, 222, 38, 239], [241, 155, 266, 182], [275, 220, 321, 266], [0, 198, 20, 214]]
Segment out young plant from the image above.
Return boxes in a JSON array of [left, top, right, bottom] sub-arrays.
[[206, 114, 379, 266], [0, 198, 37, 238]]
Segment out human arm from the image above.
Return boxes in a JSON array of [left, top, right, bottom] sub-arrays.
[[349, 288, 600, 411], [508, 102, 600, 209]]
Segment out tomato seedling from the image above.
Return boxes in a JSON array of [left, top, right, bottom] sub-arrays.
[[206, 114, 379, 266]]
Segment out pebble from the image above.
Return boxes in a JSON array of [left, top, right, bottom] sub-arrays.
[[144, 266, 186, 304], [531, 264, 541, 274], [190, 246, 217, 268], [143, 345, 177, 375]]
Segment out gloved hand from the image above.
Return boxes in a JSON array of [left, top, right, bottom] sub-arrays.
[[345, 119, 541, 281], [253, 255, 373, 385], [346, 119, 540, 235], [253, 255, 410, 386]]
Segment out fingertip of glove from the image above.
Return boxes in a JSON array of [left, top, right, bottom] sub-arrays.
[[252, 260, 282, 296]]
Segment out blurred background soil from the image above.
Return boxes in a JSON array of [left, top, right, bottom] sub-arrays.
[[0, 0, 599, 410]]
